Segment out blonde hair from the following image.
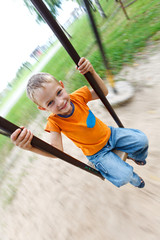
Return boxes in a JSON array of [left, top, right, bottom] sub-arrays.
[[26, 72, 59, 104]]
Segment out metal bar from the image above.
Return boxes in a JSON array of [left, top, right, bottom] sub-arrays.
[[118, 0, 130, 20], [0, 130, 10, 137], [83, 0, 109, 71], [125, 0, 137, 8], [83, 0, 117, 92]]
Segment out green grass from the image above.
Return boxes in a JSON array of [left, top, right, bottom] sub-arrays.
[[0, 92, 39, 164], [88, 0, 160, 75], [0, 0, 160, 159], [6, 93, 39, 126]]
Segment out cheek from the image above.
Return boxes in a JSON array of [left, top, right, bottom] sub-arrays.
[[63, 91, 70, 100]]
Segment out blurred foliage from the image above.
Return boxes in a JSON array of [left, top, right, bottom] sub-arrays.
[[23, 0, 62, 23]]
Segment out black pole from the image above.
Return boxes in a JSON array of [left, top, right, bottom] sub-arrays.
[[83, 0, 110, 71], [83, 0, 117, 93], [0, 116, 104, 180], [30, 0, 124, 128]]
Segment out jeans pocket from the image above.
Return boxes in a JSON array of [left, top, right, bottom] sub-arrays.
[[95, 162, 108, 174]]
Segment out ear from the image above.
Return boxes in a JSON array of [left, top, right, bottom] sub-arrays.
[[38, 106, 46, 111], [59, 80, 64, 88]]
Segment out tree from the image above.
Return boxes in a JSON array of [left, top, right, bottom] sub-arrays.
[[72, 0, 107, 18], [24, 0, 72, 38], [23, 0, 62, 23], [93, 0, 107, 18]]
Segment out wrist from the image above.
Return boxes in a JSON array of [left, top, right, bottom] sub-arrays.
[[90, 68, 96, 75], [25, 144, 34, 152]]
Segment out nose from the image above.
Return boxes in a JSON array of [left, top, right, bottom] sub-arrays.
[[56, 97, 64, 108]]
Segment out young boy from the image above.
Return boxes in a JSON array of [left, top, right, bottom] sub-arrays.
[[11, 57, 148, 188]]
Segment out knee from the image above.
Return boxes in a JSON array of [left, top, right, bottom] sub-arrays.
[[118, 167, 134, 187], [139, 131, 149, 149]]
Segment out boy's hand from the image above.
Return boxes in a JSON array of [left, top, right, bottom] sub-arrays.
[[77, 57, 94, 75], [10, 127, 33, 151], [77, 57, 108, 100]]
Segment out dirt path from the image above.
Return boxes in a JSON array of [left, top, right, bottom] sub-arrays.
[[0, 41, 160, 240]]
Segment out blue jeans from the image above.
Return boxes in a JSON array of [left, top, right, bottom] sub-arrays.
[[86, 127, 149, 187]]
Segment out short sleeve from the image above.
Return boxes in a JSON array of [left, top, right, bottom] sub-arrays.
[[71, 86, 92, 104], [45, 115, 61, 133]]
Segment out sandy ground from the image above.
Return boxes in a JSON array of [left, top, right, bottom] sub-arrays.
[[0, 41, 160, 240]]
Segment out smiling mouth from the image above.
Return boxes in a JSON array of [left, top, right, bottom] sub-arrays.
[[59, 101, 68, 111]]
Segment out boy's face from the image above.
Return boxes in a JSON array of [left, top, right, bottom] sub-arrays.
[[35, 81, 72, 116]]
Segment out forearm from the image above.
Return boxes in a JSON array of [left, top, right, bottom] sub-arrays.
[[29, 146, 57, 158], [10, 128, 63, 159], [92, 70, 108, 96]]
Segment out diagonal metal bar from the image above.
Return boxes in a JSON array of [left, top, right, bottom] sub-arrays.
[[118, 0, 130, 20], [0, 130, 10, 137]]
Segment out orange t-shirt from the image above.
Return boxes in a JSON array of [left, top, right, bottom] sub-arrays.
[[45, 86, 111, 156]]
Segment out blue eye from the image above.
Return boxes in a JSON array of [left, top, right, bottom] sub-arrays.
[[57, 90, 62, 95], [48, 100, 53, 106]]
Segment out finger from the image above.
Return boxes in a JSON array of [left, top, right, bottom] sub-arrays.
[[11, 128, 23, 142], [19, 130, 33, 148], [79, 61, 90, 74], [24, 130, 33, 145], [14, 128, 28, 145], [78, 59, 88, 70], [25, 131, 33, 148], [77, 57, 85, 67]]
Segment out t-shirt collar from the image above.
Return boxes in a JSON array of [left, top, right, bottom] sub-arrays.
[[57, 101, 74, 118]]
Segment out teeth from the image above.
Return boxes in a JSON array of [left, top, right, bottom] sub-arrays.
[[60, 101, 66, 110]]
